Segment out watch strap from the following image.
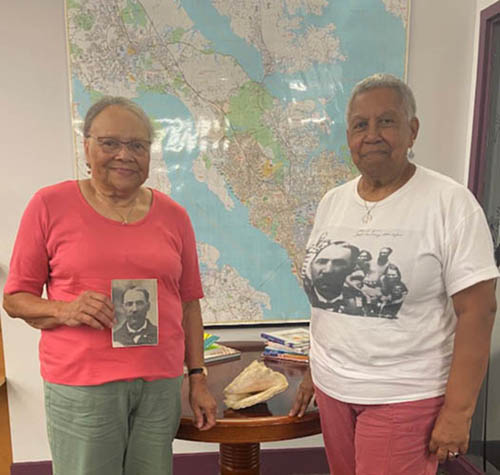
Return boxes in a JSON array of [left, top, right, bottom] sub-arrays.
[[188, 366, 207, 376]]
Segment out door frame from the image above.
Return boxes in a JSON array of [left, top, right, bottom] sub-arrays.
[[468, 1, 500, 198]]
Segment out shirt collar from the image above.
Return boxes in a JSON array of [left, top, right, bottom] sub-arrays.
[[126, 320, 148, 334]]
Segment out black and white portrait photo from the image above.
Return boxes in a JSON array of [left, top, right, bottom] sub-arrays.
[[112, 279, 159, 348], [303, 235, 408, 319]]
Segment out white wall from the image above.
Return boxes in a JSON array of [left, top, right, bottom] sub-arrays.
[[407, 0, 477, 182], [0, 0, 487, 462], [0, 1, 74, 462]]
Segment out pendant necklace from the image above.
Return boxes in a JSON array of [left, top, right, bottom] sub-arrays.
[[362, 200, 378, 224], [359, 163, 416, 224], [112, 201, 137, 225], [94, 188, 138, 225]]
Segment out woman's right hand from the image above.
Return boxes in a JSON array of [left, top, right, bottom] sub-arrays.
[[24, 317, 60, 330], [289, 367, 316, 418], [56, 291, 115, 330]]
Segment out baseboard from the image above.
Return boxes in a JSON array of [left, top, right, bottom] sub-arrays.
[[11, 461, 52, 475], [11, 447, 329, 475], [486, 441, 500, 471], [12, 448, 492, 475], [440, 457, 483, 475]]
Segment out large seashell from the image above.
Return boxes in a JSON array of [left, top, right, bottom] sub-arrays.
[[223, 360, 288, 409]]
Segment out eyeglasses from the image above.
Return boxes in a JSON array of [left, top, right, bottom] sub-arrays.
[[87, 136, 151, 156]]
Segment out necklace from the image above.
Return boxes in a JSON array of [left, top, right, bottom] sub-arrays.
[[362, 200, 378, 224], [112, 201, 137, 225], [94, 188, 138, 225], [358, 163, 416, 225]]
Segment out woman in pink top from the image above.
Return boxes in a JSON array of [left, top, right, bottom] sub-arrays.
[[3, 97, 216, 475]]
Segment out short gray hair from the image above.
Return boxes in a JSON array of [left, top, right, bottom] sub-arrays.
[[346, 73, 416, 123], [83, 96, 155, 142]]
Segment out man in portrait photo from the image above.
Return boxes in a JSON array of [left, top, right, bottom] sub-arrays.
[[303, 240, 360, 311], [113, 285, 158, 347]]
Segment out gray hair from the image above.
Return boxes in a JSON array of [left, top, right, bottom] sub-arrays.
[[346, 73, 416, 123], [83, 96, 155, 142]]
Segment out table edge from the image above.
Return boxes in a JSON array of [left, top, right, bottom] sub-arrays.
[[176, 411, 321, 443]]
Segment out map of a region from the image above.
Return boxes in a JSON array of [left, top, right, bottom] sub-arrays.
[[66, 0, 409, 324]]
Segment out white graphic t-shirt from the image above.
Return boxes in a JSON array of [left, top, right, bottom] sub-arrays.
[[304, 165, 499, 404]]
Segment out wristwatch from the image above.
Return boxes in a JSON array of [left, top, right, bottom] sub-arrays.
[[188, 366, 208, 376]]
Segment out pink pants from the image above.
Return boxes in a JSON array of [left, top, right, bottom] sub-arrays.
[[314, 386, 444, 475]]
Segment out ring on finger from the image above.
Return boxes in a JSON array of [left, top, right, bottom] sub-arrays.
[[448, 451, 460, 458]]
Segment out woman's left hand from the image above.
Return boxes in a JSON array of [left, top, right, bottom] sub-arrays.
[[428, 406, 471, 462], [188, 376, 217, 431], [430, 279, 496, 463]]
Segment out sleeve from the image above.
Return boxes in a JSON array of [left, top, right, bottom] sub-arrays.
[[178, 212, 204, 302], [4, 192, 50, 296], [443, 191, 500, 297], [306, 190, 332, 249], [301, 188, 336, 282]]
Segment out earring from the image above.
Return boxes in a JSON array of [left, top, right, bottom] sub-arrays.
[[407, 148, 415, 160], [85, 162, 91, 173]]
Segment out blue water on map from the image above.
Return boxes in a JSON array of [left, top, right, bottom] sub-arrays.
[[262, 0, 406, 160], [181, 0, 264, 82], [182, 0, 406, 171], [73, 80, 93, 121]]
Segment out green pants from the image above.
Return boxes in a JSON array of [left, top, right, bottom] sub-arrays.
[[44, 377, 183, 475]]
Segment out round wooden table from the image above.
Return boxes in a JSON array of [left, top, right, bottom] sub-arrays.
[[176, 341, 320, 475]]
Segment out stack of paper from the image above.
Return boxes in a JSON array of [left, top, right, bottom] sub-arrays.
[[203, 333, 241, 365], [260, 328, 310, 364], [204, 343, 241, 365]]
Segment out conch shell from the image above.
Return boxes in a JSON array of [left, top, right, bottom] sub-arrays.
[[224, 360, 288, 409]]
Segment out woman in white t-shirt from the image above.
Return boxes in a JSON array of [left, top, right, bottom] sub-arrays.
[[289, 73, 499, 475]]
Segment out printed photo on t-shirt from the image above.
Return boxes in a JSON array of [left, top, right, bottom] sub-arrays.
[[111, 279, 159, 348], [302, 230, 409, 319]]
